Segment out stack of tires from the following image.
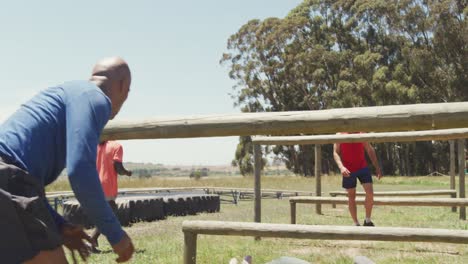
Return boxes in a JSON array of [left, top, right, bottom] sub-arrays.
[[62, 193, 220, 228]]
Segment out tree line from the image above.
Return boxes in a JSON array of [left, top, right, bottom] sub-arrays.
[[222, 0, 467, 176]]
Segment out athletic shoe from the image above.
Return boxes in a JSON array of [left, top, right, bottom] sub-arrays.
[[363, 220, 375, 226]]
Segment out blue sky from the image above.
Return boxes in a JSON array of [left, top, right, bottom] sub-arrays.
[[0, 0, 303, 165]]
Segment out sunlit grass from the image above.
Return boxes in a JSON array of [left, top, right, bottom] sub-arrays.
[[51, 175, 468, 263]]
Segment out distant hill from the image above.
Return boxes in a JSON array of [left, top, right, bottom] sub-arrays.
[[123, 162, 241, 178], [58, 162, 293, 178]]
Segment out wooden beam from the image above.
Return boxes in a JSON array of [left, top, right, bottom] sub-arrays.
[[290, 196, 468, 206], [450, 140, 457, 212], [253, 144, 262, 225], [182, 220, 468, 244], [458, 139, 466, 220], [291, 196, 468, 225], [252, 128, 468, 145], [329, 190, 456, 197], [102, 102, 468, 140]]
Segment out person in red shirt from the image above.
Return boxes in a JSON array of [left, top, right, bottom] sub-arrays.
[[91, 140, 132, 251], [333, 133, 382, 226]]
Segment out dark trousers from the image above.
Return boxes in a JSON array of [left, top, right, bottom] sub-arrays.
[[0, 156, 62, 263]]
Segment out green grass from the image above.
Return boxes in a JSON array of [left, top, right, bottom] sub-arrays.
[[48, 175, 468, 264]]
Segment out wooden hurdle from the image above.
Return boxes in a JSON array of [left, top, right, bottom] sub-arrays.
[[99, 102, 468, 224], [330, 189, 457, 198], [182, 220, 468, 264], [102, 103, 468, 140], [253, 128, 468, 221], [289, 196, 468, 224], [328, 189, 457, 209]]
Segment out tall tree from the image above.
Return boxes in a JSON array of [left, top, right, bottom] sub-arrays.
[[222, 0, 467, 176]]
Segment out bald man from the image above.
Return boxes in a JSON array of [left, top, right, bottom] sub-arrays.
[[0, 57, 134, 263]]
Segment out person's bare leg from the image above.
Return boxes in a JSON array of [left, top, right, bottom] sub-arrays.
[[346, 188, 359, 225], [362, 183, 374, 220], [23, 247, 67, 264]]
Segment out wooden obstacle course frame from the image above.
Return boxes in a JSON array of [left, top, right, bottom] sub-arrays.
[[289, 196, 468, 224], [253, 129, 468, 221], [102, 102, 468, 140], [98, 102, 468, 224], [182, 220, 468, 264]]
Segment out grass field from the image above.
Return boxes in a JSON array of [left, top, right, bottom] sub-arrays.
[[48, 175, 468, 264]]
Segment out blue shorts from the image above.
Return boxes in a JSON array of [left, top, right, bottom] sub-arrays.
[[342, 167, 372, 189]]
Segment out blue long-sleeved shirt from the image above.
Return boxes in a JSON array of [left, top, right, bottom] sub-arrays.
[[0, 80, 124, 245]]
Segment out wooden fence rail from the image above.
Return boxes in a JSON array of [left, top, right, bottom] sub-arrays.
[[103, 102, 468, 140], [182, 220, 468, 264], [290, 197, 468, 224]]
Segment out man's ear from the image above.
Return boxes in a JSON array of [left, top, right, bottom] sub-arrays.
[[119, 80, 125, 93]]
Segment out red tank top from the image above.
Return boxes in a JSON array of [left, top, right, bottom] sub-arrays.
[[340, 140, 367, 173]]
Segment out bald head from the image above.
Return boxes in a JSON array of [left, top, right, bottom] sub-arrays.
[[90, 57, 132, 119], [92, 57, 131, 83]]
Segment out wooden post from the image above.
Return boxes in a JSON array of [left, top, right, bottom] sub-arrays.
[[254, 144, 262, 224], [315, 144, 322, 214], [253, 144, 262, 240], [184, 232, 197, 264], [458, 139, 466, 220], [450, 140, 457, 212], [290, 201, 296, 224], [331, 194, 337, 208]]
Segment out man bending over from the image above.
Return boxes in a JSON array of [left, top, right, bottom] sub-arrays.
[[0, 57, 135, 263]]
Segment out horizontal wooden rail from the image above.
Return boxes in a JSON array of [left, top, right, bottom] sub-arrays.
[[182, 220, 468, 264], [290, 197, 468, 224], [252, 128, 468, 145], [102, 102, 468, 140], [328, 190, 457, 209], [290, 197, 468, 206], [329, 190, 456, 197]]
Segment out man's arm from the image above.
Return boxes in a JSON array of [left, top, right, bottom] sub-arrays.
[[333, 143, 350, 177], [45, 200, 66, 229], [112, 145, 132, 176], [364, 142, 382, 179], [114, 162, 132, 176], [66, 89, 125, 245]]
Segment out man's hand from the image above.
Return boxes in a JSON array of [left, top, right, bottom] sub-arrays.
[[126, 171, 132, 177], [376, 168, 383, 180], [340, 166, 351, 177], [112, 232, 135, 263], [62, 223, 95, 263]]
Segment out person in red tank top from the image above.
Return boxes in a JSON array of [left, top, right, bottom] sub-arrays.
[[333, 132, 382, 226], [90, 141, 133, 252]]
